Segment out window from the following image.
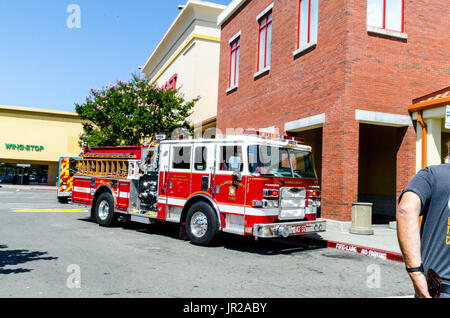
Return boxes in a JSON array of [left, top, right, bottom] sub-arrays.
[[163, 74, 178, 90], [257, 11, 272, 72], [219, 146, 243, 172], [248, 145, 316, 178], [172, 146, 191, 170], [194, 146, 207, 171], [367, 0, 404, 33], [229, 37, 240, 89], [297, 0, 319, 50]]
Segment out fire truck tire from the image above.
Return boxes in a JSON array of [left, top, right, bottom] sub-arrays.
[[57, 197, 69, 204], [95, 192, 117, 227], [185, 202, 219, 246]]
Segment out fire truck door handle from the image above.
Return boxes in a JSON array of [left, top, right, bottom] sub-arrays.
[[208, 168, 212, 190]]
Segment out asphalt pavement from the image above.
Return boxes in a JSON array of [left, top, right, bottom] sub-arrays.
[[0, 186, 414, 298]]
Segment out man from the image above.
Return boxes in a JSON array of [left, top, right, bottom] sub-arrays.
[[397, 163, 450, 298]]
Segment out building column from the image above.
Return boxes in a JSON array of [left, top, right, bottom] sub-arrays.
[[416, 121, 423, 172], [425, 118, 442, 166]]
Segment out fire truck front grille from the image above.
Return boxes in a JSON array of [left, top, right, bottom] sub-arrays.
[[279, 187, 306, 220]]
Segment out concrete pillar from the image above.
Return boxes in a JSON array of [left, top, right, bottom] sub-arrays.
[[416, 121, 423, 172], [425, 118, 442, 166], [47, 162, 59, 186]]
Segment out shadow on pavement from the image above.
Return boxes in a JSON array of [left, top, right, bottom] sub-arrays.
[[0, 245, 58, 275], [218, 234, 327, 256], [77, 217, 327, 256]]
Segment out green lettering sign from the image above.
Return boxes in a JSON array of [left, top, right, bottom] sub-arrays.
[[5, 143, 45, 152]]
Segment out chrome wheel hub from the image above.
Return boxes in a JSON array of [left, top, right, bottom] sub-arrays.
[[98, 200, 110, 221], [190, 211, 208, 238]]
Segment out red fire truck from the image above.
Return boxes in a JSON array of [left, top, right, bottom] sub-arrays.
[[71, 132, 326, 245]]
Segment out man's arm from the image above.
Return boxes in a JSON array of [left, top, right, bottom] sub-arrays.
[[397, 191, 431, 298]]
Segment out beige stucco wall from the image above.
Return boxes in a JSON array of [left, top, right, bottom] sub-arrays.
[[152, 36, 221, 125], [0, 106, 83, 185], [142, 1, 224, 127]]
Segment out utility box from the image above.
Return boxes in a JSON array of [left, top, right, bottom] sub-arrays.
[[350, 202, 374, 235]]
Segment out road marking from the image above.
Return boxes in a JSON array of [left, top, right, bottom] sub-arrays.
[[12, 209, 87, 213]]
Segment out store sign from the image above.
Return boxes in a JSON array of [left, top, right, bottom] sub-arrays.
[[446, 106, 450, 130], [5, 143, 45, 152]]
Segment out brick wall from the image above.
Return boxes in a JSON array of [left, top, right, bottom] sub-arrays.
[[217, 0, 450, 221]]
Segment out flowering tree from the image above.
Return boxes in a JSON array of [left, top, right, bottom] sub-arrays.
[[75, 74, 197, 146]]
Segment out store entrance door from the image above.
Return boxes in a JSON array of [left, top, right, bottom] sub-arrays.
[[14, 164, 31, 185]]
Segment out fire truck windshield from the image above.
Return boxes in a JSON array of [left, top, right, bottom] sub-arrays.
[[248, 145, 316, 179]]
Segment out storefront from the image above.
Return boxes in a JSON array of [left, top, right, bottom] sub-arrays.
[[0, 105, 83, 186], [409, 87, 450, 171]]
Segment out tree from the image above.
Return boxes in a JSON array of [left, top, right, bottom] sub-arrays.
[[75, 74, 197, 146]]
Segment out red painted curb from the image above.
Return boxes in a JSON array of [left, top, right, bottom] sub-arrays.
[[326, 240, 404, 263], [304, 236, 404, 263]]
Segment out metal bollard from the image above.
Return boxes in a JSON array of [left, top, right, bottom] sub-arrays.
[[350, 202, 374, 235]]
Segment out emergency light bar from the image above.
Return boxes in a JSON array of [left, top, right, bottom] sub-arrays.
[[243, 130, 305, 144]]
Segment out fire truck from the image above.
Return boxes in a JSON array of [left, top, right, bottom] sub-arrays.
[[71, 131, 326, 245], [57, 156, 80, 203]]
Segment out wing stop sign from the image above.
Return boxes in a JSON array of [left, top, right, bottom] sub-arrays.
[[446, 106, 450, 130], [5, 143, 45, 152]]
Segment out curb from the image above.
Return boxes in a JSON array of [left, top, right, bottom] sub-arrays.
[[325, 240, 404, 263], [302, 236, 404, 263]]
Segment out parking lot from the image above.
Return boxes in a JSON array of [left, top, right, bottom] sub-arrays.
[[0, 185, 413, 298]]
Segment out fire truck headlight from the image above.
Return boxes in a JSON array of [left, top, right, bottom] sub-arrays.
[[276, 225, 290, 238]]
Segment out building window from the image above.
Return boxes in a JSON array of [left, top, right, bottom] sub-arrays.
[[229, 37, 240, 89], [163, 74, 178, 90], [367, 0, 404, 33], [257, 11, 272, 72], [297, 0, 319, 50]]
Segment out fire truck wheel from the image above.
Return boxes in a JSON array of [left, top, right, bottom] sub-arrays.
[[185, 202, 218, 246], [57, 197, 68, 204], [95, 192, 117, 227]]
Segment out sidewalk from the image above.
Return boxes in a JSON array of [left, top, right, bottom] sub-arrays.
[[305, 219, 403, 263], [0, 184, 57, 191]]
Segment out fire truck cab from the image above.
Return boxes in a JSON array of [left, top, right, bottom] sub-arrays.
[[71, 132, 326, 246]]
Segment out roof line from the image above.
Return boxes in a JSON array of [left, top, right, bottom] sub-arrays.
[[149, 33, 220, 85], [0, 105, 79, 117], [142, 0, 225, 74], [408, 96, 450, 113], [217, 0, 247, 26]]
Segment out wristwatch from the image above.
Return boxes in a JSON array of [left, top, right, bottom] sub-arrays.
[[406, 264, 424, 273]]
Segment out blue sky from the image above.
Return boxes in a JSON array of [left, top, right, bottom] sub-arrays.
[[0, 0, 230, 112]]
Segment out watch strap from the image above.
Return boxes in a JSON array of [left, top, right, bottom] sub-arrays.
[[406, 264, 424, 273]]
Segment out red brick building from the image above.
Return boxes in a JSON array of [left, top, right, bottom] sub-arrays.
[[216, 0, 450, 223]]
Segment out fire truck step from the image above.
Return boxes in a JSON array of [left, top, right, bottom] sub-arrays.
[[131, 214, 155, 225]]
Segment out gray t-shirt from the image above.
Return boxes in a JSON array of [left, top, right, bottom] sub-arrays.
[[400, 164, 450, 281]]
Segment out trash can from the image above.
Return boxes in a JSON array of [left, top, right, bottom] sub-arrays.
[[350, 202, 374, 235]]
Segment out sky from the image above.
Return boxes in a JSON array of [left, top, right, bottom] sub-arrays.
[[0, 0, 231, 112]]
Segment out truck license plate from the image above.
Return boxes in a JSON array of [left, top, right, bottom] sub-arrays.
[[295, 225, 307, 234]]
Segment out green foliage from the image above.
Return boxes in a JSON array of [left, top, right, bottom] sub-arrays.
[[75, 74, 197, 146]]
